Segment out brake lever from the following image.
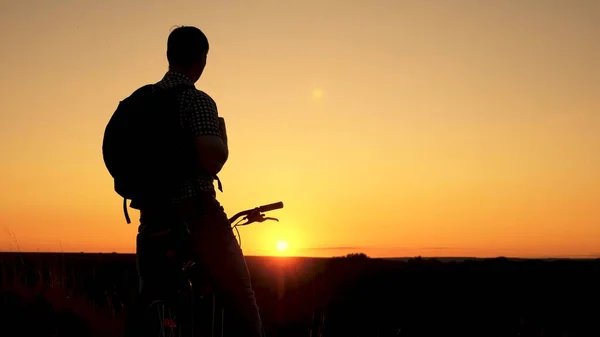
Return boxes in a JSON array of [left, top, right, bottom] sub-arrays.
[[238, 213, 279, 226], [253, 214, 279, 223]]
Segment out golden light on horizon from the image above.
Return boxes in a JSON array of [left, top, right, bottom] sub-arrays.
[[276, 240, 289, 254]]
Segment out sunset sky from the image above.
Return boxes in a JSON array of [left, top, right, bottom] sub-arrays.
[[1, 1, 598, 258]]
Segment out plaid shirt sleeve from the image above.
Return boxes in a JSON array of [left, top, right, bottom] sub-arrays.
[[181, 89, 222, 137]]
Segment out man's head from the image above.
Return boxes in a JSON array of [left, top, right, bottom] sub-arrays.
[[167, 26, 209, 82]]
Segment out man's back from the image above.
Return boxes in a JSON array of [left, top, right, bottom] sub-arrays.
[[130, 26, 264, 337], [140, 70, 221, 205]]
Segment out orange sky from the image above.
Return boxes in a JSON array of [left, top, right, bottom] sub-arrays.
[[1, 1, 598, 258]]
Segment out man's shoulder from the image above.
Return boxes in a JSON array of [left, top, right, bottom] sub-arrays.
[[186, 88, 215, 102], [185, 89, 218, 110]]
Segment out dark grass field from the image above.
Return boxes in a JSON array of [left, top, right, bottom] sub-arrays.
[[0, 252, 598, 337]]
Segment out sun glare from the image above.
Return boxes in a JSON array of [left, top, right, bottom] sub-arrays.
[[311, 88, 324, 100], [276, 240, 289, 253]]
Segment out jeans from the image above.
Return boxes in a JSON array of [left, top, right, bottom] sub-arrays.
[[136, 192, 263, 337]]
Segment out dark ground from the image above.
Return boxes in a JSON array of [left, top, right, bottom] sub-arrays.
[[0, 252, 598, 337]]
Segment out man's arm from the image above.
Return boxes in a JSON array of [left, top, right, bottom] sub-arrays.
[[184, 91, 229, 176], [194, 135, 228, 175]]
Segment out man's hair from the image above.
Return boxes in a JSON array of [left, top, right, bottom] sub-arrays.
[[167, 26, 209, 68]]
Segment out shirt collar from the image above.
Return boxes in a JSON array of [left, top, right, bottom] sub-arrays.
[[163, 70, 195, 86]]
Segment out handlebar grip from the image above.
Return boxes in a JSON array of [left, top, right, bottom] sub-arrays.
[[258, 201, 284, 213]]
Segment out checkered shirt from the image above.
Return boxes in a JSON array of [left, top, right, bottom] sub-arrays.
[[155, 71, 222, 201]]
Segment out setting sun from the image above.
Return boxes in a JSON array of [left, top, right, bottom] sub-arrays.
[[276, 240, 289, 253]]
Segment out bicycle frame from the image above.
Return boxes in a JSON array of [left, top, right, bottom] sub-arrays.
[[136, 201, 284, 337]]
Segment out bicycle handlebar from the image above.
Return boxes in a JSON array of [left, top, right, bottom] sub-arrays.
[[228, 201, 284, 225], [228, 201, 283, 248], [258, 201, 284, 213]]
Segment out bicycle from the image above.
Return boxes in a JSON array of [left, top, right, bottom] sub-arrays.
[[129, 201, 284, 337]]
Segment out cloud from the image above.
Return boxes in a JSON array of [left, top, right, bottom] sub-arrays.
[[300, 246, 364, 252]]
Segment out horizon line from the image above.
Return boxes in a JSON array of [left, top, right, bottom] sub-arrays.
[[0, 250, 598, 260]]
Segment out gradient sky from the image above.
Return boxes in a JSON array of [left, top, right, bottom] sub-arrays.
[[1, 0, 598, 258]]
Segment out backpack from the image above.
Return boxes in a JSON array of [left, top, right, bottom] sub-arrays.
[[102, 84, 199, 223]]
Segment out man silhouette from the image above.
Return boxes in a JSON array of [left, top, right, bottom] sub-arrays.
[[134, 26, 263, 336]]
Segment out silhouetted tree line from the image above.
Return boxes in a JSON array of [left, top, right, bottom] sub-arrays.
[[1, 253, 599, 337], [332, 252, 371, 260]]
